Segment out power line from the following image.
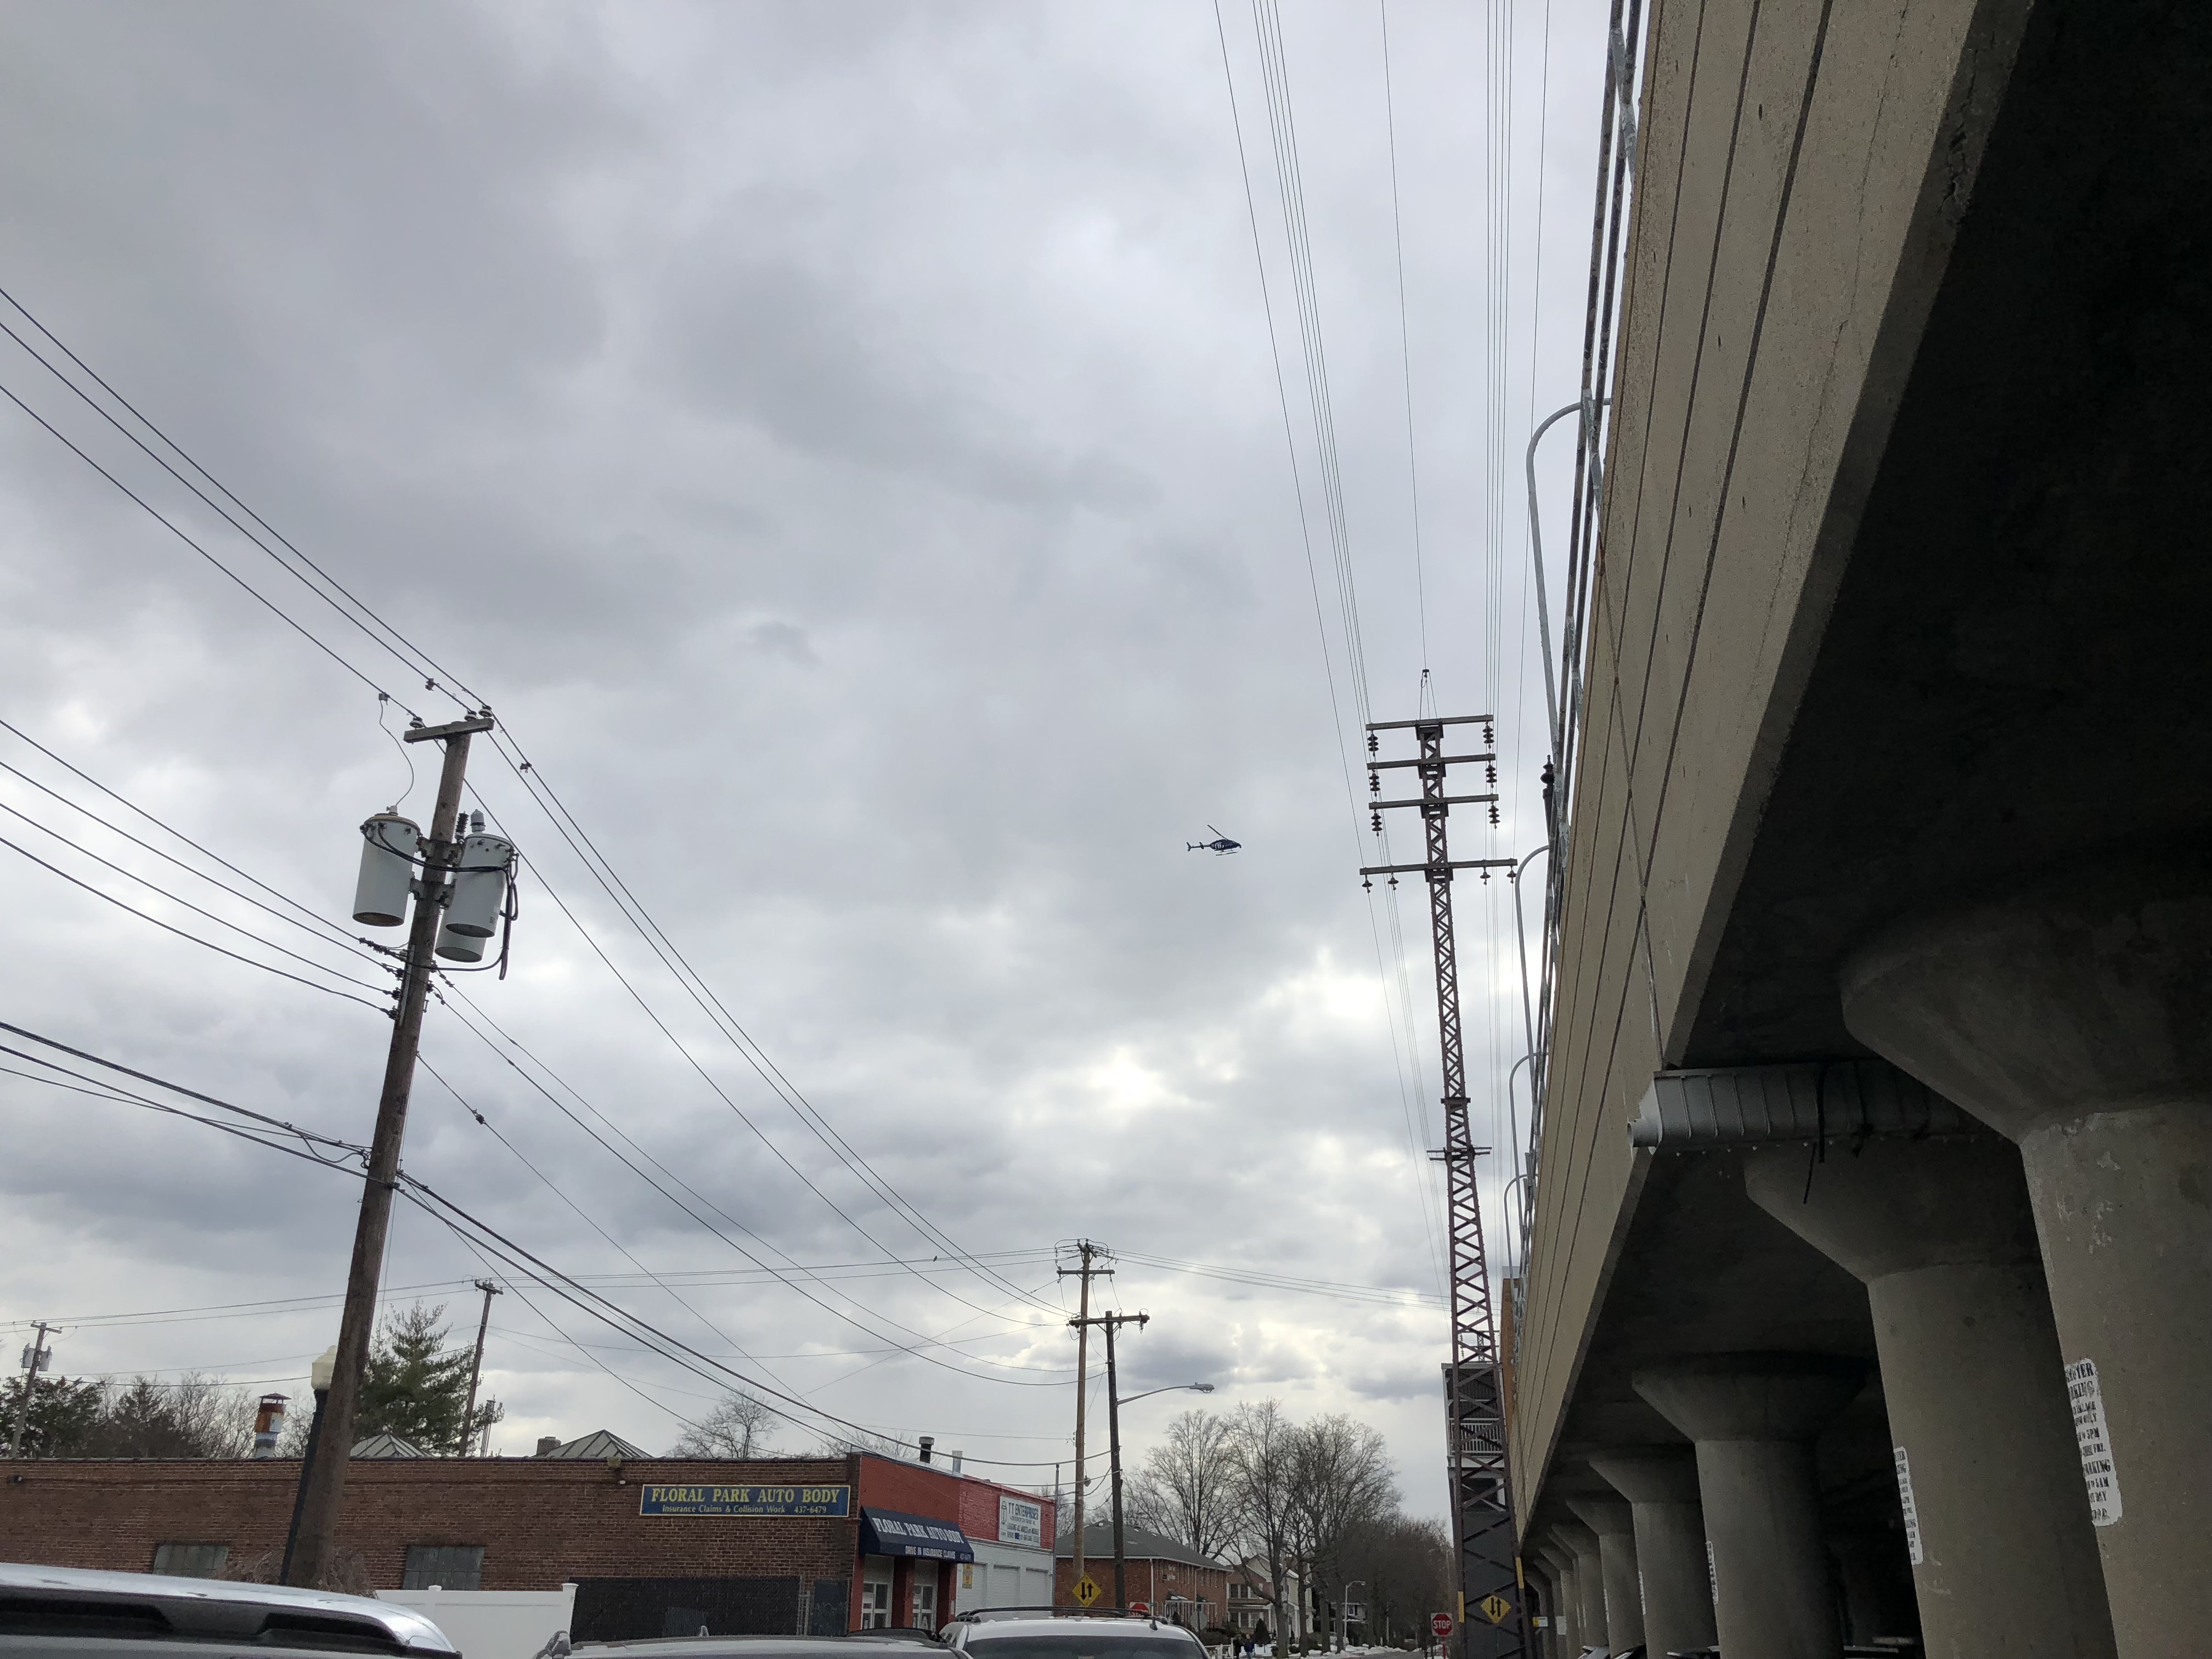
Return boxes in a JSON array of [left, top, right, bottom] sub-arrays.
[[477, 744, 1058, 1319], [0, 294, 1043, 1330], [0, 802, 390, 989], [0, 752, 376, 960], [0, 836, 386, 1008], [1211, 0, 1449, 1300], [0, 1024, 1069, 1468], [424, 991, 1070, 1383]]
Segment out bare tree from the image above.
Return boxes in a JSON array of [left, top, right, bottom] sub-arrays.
[[809, 1425, 905, 1458], [83, 1375, 255, 1459], [1339, 1510, 1451, 1646], [669, 1390, 779, 1458], [1225, 1401, 1301, 1654], [1128, 1408, 1244, 1561], [1289, 1415, 1397, 1649]]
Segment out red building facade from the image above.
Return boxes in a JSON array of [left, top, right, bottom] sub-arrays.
[[0, 1449, 1051, 1641]]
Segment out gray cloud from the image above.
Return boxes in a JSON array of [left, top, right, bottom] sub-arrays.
[[0, 0, 1606, 1514]]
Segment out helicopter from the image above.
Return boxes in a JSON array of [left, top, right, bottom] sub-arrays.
[[1187, 825, 1242, 855]]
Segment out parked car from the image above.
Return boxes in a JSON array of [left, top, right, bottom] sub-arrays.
[[566, 1637, 948, 1658], [0, 1562, 457, 1657], [940, 1611, 1209, 1659]]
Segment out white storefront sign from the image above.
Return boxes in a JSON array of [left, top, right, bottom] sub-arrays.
[[999, 1494, 1044, 1549]]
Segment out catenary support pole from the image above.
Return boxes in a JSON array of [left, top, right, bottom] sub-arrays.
[[287, 713, 490, 1588]]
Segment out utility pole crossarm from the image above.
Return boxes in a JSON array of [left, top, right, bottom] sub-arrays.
[[1366, 753, 1496, 771], [1369, 795, 1501, 810], [401, 713, 495, 744], [1364, 715, 1493, 732], [1358, 860, 1520, 877]]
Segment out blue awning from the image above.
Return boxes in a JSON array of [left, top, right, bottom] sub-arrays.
[[859, 1507, 975, 1562]]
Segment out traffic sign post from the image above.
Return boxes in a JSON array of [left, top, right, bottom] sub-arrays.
[[1072, 1577, 1102, 1609]]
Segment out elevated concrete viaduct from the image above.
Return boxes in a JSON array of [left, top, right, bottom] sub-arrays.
[[1510, 2, 2212, 1656]]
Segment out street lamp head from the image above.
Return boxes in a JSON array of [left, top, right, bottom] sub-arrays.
[[1190, 1384, 1216, 1392]]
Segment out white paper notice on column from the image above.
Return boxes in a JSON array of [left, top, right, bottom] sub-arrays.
[[1892, 1446, 1925, 1564], [2065, 1358, 2123, 1526]]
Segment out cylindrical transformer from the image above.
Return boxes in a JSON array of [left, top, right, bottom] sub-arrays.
[[435, 833, 512, 961], [434, 921, 489, 963], [353, 814, 421, 927]]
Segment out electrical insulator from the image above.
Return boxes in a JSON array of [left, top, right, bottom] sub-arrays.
[[1487, 765, 1497, 786], [436, 833, 515, 961], [1369, 772, 1380, 794], [1489, 805, 1500, 825], [1367, 732, 1378, 753], [1362, 878, 1373, 892], [353, 814, 421, 927], [1485, 725, 1494, 746], [1370, 812, 1381, 833]]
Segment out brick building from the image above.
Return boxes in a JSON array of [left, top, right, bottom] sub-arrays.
[[0, 1448, 1051, 1642], [1052, 1524, 1227, 1626]]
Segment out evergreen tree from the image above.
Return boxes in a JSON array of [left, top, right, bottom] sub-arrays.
[[0, 1373, 104, 1457], [357, 1304, 501, 1451]]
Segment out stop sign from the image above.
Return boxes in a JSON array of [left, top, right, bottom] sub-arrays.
[[1430, 1613, 1454, 1638], [1130, 1603, 1149, 1617]]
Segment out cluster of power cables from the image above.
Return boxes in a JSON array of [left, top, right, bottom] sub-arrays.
[[1211, 1, 1577, 1295], [0, 283, 1104, 1455]]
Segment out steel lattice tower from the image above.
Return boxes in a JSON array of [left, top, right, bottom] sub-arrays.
[[1361, 715, 1524, 1659]]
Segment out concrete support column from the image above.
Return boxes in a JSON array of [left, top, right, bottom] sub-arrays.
[[1844, 858, 2212, 1652], [1556, 1523, 1607, 1652], [1634, 1353, 1863, 1659], [1530, 1542, 1576, 1657], [1588, 1447, 1717, 1658], [1564, 1497, 1643, 1654], [1523, 1564, 1560, 1659], [1745, 1136, 2116, 1657]]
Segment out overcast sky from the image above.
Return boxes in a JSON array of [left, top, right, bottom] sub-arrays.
[[0, 0, 1602, 1521]]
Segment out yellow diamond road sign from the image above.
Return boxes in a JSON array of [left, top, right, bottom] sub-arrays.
[[1072, 1576, 1102, 1608], [1478, 1595, 1513, 1626]]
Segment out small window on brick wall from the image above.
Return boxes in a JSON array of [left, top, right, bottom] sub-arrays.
[[402, 1545, 485, 1590], [151, 1543, 229, 1578]]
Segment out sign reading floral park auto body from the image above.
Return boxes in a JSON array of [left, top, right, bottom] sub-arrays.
[[640, 1483, 853, 1517]]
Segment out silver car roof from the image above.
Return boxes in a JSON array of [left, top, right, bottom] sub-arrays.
[[952, 1621, 1201, 1641], [0, 1562, 457, 1654]]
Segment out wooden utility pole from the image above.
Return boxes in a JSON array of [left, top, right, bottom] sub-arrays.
[[457, 1278, 502, 1455], [8, 1322, 52, 1459], [1057, 1242, 1111, 1595], [288, 712, 492, 1588], [1095, 1310, 1149, 1610]]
